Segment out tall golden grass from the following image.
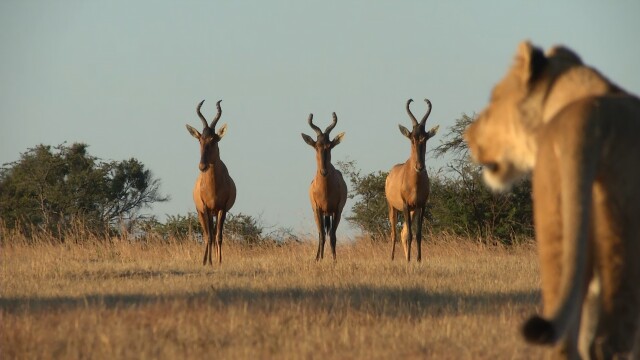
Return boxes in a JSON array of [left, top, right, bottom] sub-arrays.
[[1, 231, 546, 359]]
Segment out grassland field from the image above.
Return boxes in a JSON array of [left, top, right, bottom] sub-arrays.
[[1, 235, 547, 359]]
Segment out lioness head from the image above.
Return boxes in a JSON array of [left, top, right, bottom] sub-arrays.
[[464, 41, 591, 191]]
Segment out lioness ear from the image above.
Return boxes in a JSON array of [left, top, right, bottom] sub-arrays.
[[516, 41, 547, 86], [217, 123, 228, 139], [398, 124, 411, 138], [186, 124, 201, 140]]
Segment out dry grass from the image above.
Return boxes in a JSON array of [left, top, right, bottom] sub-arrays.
[[1, 236, 547, 359]]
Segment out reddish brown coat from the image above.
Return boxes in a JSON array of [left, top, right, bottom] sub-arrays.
[[186, 100, 236, 265], [301, 113, 347, 261], [385, 99, 439, 262]]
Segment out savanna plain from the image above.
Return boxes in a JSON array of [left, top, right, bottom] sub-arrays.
[[1, 234, 547, 359]]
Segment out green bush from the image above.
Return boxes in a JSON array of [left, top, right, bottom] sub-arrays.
[[0, 142, 169, 240], [139, 212, 266, 245]]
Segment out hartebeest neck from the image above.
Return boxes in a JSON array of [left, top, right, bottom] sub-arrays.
[[406, 143, 426, 173], [315, 163, 338, 181], [400, 151, 429, 205], [315, 149, 333, 177], [312, 159, 341, 204], [200, 157, 227, 183]]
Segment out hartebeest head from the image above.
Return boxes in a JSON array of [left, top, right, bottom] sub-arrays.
[[399, 99, 439, 173], [186, 100, 228, 172], [301, 113, 345, 177]]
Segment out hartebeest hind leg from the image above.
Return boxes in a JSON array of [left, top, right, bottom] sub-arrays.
[[215, 210, 226, 264]]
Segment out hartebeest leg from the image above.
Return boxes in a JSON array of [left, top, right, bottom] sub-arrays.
[[202, 210, 215, 266], [402, 205, 412, 262], [389, 205, 398, 260], [330, 212, 342, 261], [208, 211, 217, 265], [416, 206, 426, 262], [197, 211, 210, 266], [314, 209, 325, 261], [215, 210, 226, 264]]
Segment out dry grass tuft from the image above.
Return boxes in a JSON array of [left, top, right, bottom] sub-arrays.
[[1, 236, 545, 359]]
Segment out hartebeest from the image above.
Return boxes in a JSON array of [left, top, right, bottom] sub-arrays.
[[301, 112, 347, 261], [385, 99, 439, 262], [185, 99, 236, 265]]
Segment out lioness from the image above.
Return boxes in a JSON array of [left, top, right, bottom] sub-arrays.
[[465, 41, 640, 359]]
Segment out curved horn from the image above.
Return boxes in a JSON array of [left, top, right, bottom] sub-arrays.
[[406, 99, 418, 127], [308, 114, 322, 136], [196, 100, 208, 129], [210, 100, 223, 129], [420, 99, 432, 127], [325, 112, 338, 134]]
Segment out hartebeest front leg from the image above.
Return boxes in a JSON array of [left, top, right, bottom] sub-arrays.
[[329, 211, 342, 261], [402, 205, 412, 261], [389, 206, 398, 260], [210, 212, 218, 265], [314, 208, 326, 261], [416, 206, 426, 262], [197, 211, 210, 266], [215, 210, 226, 264], [202, 210, 215, 265]]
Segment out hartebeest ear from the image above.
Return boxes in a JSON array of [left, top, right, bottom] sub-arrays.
[[186, 124, 201, 140], [398, 124, 411, 139], [427, 125, 440, 139], [301, 133, 316, 147], [217, 123, 228, 139], [331, 132, 345, 147]]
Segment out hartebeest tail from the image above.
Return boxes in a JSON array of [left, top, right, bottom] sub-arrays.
[[385, 99, 439, 262], [301, 112, 348, 261], [185, 99, 236, 265]]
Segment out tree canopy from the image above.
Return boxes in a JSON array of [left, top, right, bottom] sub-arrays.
[[0, 143, 169, 238]]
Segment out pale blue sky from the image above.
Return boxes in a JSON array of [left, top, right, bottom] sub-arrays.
[[1, 1, 639, 237]]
